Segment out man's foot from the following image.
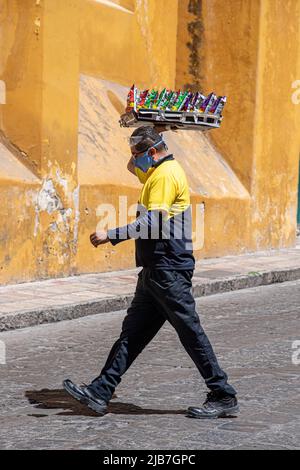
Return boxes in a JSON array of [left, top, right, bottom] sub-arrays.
[[187, 391, 239, 419], [63, 379, 108, 415]]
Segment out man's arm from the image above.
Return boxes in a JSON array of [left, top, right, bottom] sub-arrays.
[[90, 210, 166, 247], [107, 210, 165, 246]]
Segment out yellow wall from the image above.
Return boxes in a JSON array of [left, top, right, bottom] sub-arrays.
[[251, 0, 300, 249], [0, 0, 43, 172], [0, 0, 299, 284], [80, 0, 178, 88]]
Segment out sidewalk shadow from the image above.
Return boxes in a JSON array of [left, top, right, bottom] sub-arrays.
[[25, 389, 186, 417]]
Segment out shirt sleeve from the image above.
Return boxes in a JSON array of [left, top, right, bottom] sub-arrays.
[[107, 210, 161, 246]]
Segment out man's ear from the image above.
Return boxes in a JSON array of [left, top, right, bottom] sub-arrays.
[[148, 147, 157, 157]]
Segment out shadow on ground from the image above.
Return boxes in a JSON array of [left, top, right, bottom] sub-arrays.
[[25, 389, 186, 417]]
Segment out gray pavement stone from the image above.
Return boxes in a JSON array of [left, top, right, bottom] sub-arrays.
[[0, 280, 299, 450]]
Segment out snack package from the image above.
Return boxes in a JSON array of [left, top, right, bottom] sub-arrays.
[[172, 91, 189, 111], [169, 91, 181, 110], [144, 89, 158, 109], [153, 88, 167, 109], [126, 84, 137, 112], [160, 90, 176, 109], [199, 93, 216, 113], [211, 96, 227, 115], [182, 92, 193, 111], [137, 89, 149, 109]]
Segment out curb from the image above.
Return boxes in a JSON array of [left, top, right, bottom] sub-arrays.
[[0, 267, 300, 332], [192, 268, 300, 297]]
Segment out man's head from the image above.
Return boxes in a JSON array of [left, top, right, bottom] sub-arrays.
[[129, 126, 168, 162]]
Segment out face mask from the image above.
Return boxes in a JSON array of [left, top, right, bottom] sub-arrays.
[[133, 139, 164, 173], [134, 151, 154, 173]]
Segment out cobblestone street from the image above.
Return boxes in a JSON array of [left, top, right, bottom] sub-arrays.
[[0, 280, 299, 450]]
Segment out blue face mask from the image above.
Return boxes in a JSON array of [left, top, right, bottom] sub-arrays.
[[134, 139, 164, 173]]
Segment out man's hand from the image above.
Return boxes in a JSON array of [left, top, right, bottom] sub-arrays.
[[90, 230, 109, 247]]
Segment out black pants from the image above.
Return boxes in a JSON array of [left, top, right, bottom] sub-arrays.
[[88, 268, 236, 402]]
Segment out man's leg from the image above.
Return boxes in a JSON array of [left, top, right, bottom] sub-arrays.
[[87, 270, 166, 403], [145, 268, 236, 397]]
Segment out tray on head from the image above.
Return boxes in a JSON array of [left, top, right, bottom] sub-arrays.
[[119, 85, 225, 131], [120, 108, 222, 131]]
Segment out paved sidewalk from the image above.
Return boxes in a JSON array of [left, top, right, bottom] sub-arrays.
[[0, 240, 299, 331]]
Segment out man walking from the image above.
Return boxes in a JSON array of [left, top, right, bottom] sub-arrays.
[[63, 126, 239, 419]]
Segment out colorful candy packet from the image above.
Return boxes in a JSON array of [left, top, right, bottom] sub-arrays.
[[181, 92, 193, 111], [210, 96, 227, 115], [161, 91, 177, 110], [144, 89, 158, 109], [199, 93, 216, 113], [153, 88, 167, 109], [137, 89, 149, 108], [172, 91, 189, 111], [126, 84, 136, 111]]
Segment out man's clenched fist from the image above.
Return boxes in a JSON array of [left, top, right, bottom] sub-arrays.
[[90, 230, 109, 247]]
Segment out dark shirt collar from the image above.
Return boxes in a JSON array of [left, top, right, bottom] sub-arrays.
[[153, 154, 174, 168]]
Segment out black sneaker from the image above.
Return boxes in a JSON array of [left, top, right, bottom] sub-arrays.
[[63, 379, 108, 415], [187, 391, 239, 419]]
